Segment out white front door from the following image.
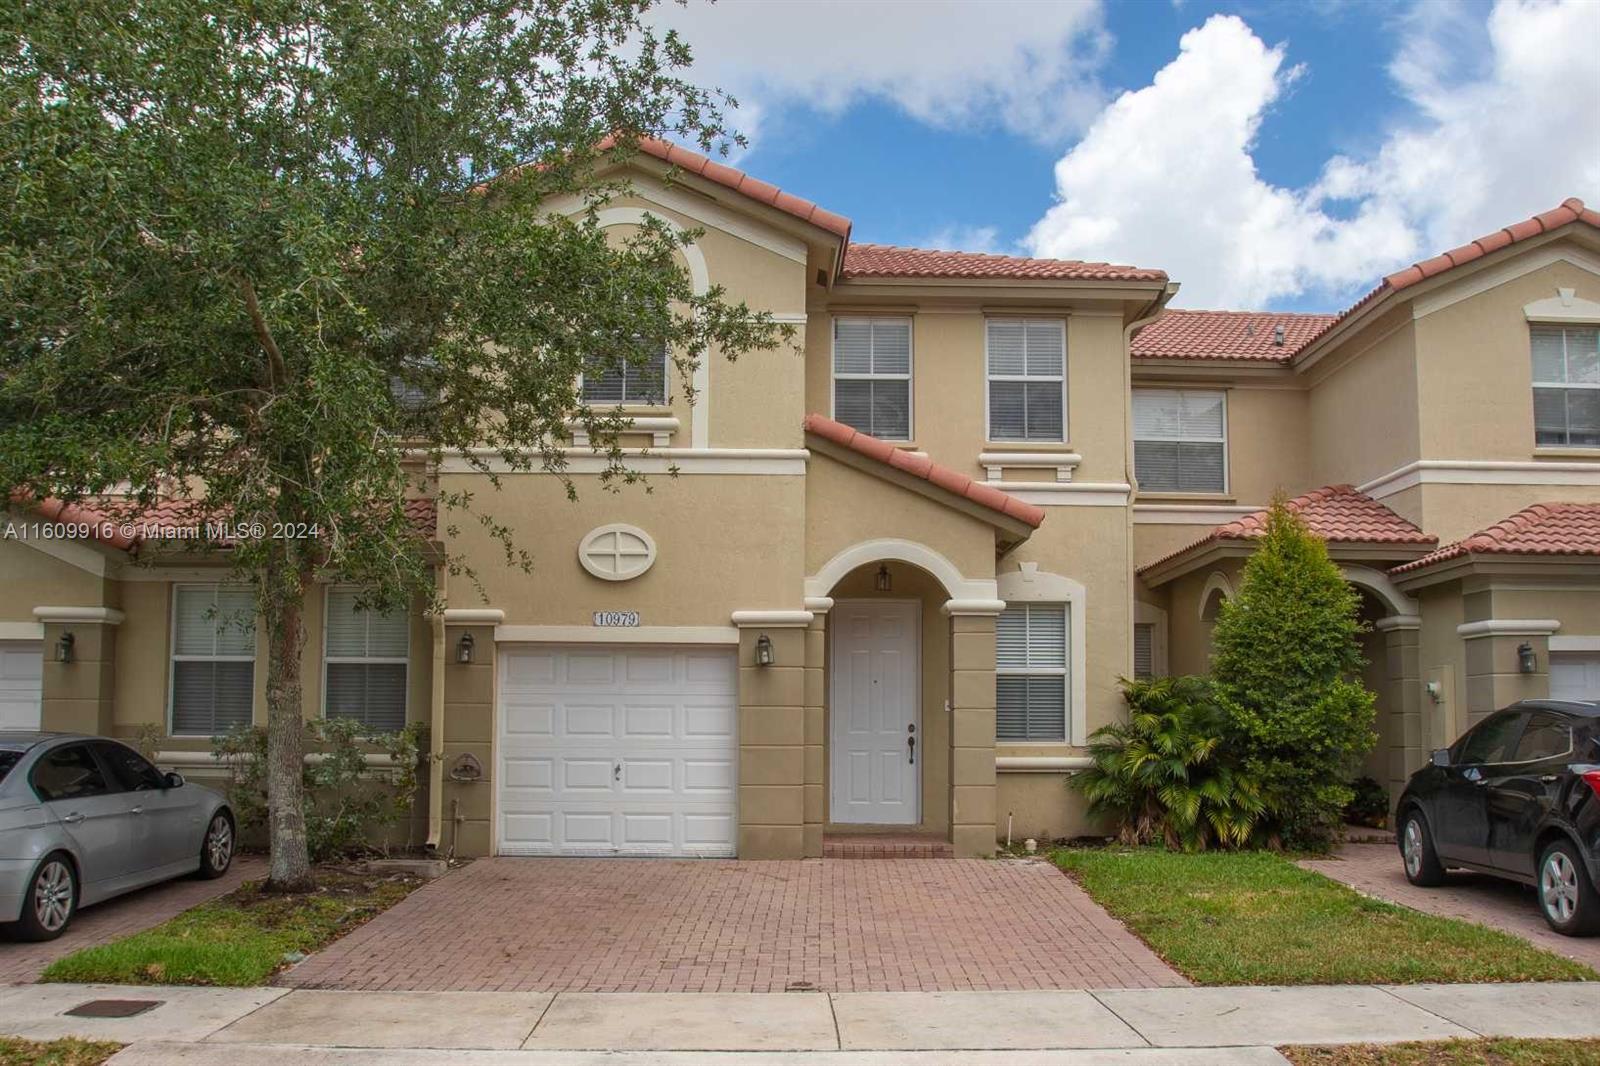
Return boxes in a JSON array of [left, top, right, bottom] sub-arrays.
[[0, 641, 42, 731], [830, 600, 919, 825], [496, 644, 738, 857], [1551, 651, 1600, 701]]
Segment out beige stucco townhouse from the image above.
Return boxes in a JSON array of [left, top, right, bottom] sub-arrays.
[[3, 138, 1599, 858]]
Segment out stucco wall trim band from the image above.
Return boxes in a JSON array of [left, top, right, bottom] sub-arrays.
[[730, 610, 814, 628], [1456, 618, 1562, 639], [1359, 460, 1600, 501], [494, 625, 739, 644], [996, 756, 1093, 773], [0, 622, 44, 640], [1551, 635, 1600, 652], [442, 608, 506, 624], [33, 606, 124, 625]]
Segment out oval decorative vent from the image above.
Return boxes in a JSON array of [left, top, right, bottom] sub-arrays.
[[578, 524, 657, 582]]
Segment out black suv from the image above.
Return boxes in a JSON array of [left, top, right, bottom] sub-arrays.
[[1396, 699, 1600, 935]]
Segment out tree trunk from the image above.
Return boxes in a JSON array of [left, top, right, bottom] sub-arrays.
[[264, 563, 315, 893]]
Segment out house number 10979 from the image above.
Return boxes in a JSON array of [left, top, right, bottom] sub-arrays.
[[593, 611, 640, 627]]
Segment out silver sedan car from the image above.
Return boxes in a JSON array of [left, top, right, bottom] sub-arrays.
[[0, 733, 234, 940]]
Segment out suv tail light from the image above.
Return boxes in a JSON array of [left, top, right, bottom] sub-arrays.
[[1583, 770, 1600, 800]]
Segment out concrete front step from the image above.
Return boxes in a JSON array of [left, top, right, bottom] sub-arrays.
[[821, 834, 954, 859]]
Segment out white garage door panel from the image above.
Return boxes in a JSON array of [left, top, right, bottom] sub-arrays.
[[1551, 651, 1600, 701], [498, 645, 737, 857], [0, 642, 43, 732]]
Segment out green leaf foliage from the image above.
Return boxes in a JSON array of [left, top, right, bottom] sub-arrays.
[[1210, 498, 1378, 849], [1071, 676, 1265, 851]]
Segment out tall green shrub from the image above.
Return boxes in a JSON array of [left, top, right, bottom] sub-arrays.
[[1210, 499, 1377, 849], [1072, 676, 1264, 851]]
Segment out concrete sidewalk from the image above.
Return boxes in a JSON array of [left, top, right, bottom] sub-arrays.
[[0, 982, 1595, 1063]]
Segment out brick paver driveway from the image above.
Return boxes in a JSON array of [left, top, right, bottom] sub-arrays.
[[282, 857, 1184, 993], [1301, 842, 1600, 973], [0, 855, 263, 983]]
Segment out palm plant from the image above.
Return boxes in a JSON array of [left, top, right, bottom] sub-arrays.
[[1072, 676, 1265, 851]]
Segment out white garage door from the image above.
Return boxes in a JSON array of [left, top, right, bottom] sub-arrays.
[[0, 641, 43, 731], [497, 644, 738, 857], [1551, 651, 1600, 702]]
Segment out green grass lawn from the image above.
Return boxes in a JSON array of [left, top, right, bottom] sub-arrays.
[[41, 868, 419, 987], [1281, 1038, 1600, 1065], [1054, 848, 1597, 985], [0, 1038, 120, 1066]]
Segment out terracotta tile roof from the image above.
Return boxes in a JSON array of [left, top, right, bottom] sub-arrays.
[[1131, 310, 1337, 362], [15, 494, 437, 552], [1294, 197, 1599, 360], [615, 136, 852, 240], [842, 243, 1167, 283], [802, 413, 1045, 528], [1391, 502, 1600, 574], [1140, 484, 1434, 575]]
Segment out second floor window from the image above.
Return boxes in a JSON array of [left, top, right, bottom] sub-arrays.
[[171, 584, 256, 737], [583, 339, 667, 406], [987, 319, 1066, 442], [1134, 388, 1227, 494], [833, 317, 911, 440], [1532, 325, 1599, 447], [324, 588, 409, 733]]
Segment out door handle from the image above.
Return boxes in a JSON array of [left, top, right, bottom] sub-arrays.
[[613, 762, 621, 782], [61, 812, 84, 824], [907, 735, 915, 765]]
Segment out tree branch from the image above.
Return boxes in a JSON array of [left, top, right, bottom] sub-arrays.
[[238, 275, 288, 389]]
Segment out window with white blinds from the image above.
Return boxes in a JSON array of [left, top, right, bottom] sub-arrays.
[[583, 339, 667, 406], [1133, 389, 1227, 493], [832, 317, 912, 439], [170, 585, 256, 736], [1133, 623, 1155, 680], [324, 588, 409, 733], [1532, 326, 1600, 447], [996, 603, 1068, 742], [987, 319, 1066, 442]]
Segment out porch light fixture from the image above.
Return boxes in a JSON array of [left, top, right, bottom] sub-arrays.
[[55, 632, 74, 664], [1518, 641, 1536, 674], [456, 632, 475, 665], [875, 564, 892, 593], [755, 633, 774, 667]]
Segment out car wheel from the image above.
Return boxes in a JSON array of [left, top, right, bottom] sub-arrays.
[[1400, 808, 1445, 887], [12, 854, 76, 942], [1538, 839, 1600, 936], [197, 810, 234, 879]]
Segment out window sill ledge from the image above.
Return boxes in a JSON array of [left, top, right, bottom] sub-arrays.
[[1532, 447, 1600, 460], [567, 414, 680, 447], [1134, 491, 1237, 504]]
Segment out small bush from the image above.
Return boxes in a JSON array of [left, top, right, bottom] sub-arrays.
[[1344, 776, 1390, 828], [1070, 676, 1265, 851], [1211, 498, 1377, 850], [212, 718, 425, 862]]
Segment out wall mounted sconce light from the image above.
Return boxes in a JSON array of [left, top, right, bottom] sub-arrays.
[[55, 632, 74, 664], [457, 632, 475, 665], [1517, 641, 1536, 674], [1424, 680, 1443, 704], [755, 633, 774, 667], [875, 564, 892, 593]]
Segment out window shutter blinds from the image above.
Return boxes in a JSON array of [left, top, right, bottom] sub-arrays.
[[987, 321, 1027, 375], [1026, 605, 1066, 669], [834, 320, 873, 373], [870, 382, 911, 439], [1134, 389, 1225, 492], [1025, 322, 1064, 375], [996, 677, 1029, 742], [995, 604, 1067, 742], [325, 589, 369, 657], [171, 585, 256, 736], [1026, 676, 1066, 741], [1024, 381, 1063, 440], [1133, 624, 1154, 679], [1531, 327, 1567, 384], [996, 608, 1028, 669], [324, 589, 408, 731], [871, 321, 911, 374], [1133, 390, 1182, 438], [833, 318, 911, 439]]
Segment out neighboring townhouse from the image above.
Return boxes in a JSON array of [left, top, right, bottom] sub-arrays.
[[1, 137, 1596, 859]]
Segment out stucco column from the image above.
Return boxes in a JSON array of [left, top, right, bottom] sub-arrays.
[[801, 599, 830, 859], [946, 602, 999, 858], [1459, 619, 1558, 728], [1375, 616, 1422, 800], [34, 607, 123, 735], [733, 611, 810, 859], [440, 620, 497, 857]]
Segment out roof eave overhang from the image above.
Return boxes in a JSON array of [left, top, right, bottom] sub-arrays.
[[830, 276, 1170, 306], [1392, 551, 1600, 591], [1131, 358, 1299, 384], [1142, 536, 1436, 588], [805, 435, 1036, 550]]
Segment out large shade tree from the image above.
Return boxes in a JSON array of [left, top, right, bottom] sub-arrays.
[[0, 0, 788, 890]]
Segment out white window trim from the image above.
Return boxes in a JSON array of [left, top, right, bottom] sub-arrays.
[[1133, 387, 1230, 495], [168, 583, 256, 738], [984, 318, 1067, 444], [831, 316, 914, 441], [996, 567, 1087, 744], [1532, 325, 1600, 449], [322, 587, 410, 727]]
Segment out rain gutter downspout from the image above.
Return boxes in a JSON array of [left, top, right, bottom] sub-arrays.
[[426, 563, 447, 851]]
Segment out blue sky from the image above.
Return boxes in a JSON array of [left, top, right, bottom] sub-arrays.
[[652, 0, 1597, 312]]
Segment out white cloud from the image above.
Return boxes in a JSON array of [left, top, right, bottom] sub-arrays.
[[1024, 2, 1600, 309], [649, 0, 1111, 147], [914, 224, 1002, 254]]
